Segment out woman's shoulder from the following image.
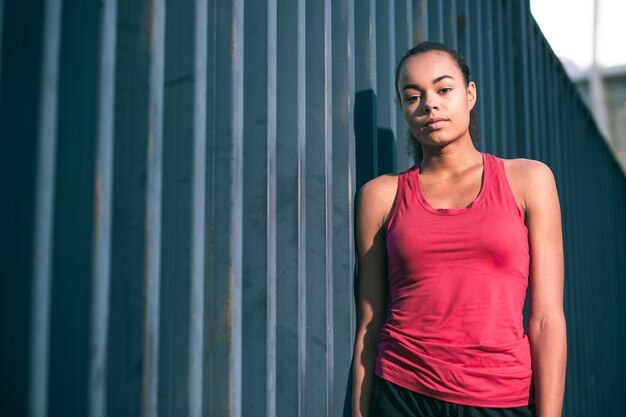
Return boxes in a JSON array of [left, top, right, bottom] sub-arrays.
[[502, 157, 555, 185], [357, 173, 402, 227], [358, 173, 400, 207], [501, 157, 558, 212]]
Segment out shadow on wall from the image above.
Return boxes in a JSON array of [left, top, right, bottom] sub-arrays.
[[354, 89, 398, 192], [344, 89, 398, 416], [378, 128, 397, 176]]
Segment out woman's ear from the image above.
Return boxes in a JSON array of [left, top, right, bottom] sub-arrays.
[[467, 81, 477, 110]]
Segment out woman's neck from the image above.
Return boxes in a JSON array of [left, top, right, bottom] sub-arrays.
[[420, 140, 482, 175]]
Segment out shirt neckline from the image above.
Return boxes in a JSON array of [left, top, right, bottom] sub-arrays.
[[415, 152, 490, 216]]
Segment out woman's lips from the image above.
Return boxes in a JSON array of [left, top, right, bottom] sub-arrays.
[[423, 118, 447, 130]]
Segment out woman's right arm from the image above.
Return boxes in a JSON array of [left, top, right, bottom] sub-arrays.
[[352, 177, 396, 417]]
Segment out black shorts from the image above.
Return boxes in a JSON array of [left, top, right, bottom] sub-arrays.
[[372, 376, 536, 417]]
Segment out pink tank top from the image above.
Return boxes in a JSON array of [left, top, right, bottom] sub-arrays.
[[375, 153, 533, 407]]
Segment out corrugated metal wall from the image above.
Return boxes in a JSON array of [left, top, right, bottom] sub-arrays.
[[1, 0, 625, 416]]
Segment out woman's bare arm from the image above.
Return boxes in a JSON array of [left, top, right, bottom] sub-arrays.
[[352, 176, 397, 417], [522, 161, 567, 417]]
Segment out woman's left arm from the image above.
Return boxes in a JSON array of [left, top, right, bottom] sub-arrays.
[[523, 161, 567, 417]]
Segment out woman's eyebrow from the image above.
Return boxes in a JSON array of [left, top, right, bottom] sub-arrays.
[[401, 84, 420, 92], [401, 75, 455, 91], [432, 74, 454, 83]]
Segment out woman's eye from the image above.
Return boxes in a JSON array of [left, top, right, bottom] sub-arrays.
[[406, 95, 420, 103], [440, 87, 452, 94]]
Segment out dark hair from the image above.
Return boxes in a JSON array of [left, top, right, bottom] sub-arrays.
[[395, 41, 479, 163]]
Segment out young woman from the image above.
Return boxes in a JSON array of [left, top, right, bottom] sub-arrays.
[[352, 42, 567, 417]]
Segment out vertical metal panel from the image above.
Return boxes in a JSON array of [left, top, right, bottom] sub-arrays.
[[241, 0, 269, 415], [482, 0, 497, 153], [206, 0, 244, 416], [527, 10, 541, 158], [159, 0, 199, 414], [375, 0, 397, 175], [29, 1, 61, 416], [354, 0, 377, 189], [331, 0, 355, 415], [3, 1, 626, 417], [89, 1, 117, 417], [296, 1, 306, 414], [456, 0, 470, 74], [413, 0, 427, 44], [47, 1, 101, 415], [189, 2, 208, 415], [106, 0, 151, 415], [495, 0, 510, 156], [303, 0, 333, 414], [144, 0, 166, 415], [230, 1, 245, 414], [323, 1, 334, 412], [513, 0, 531, 157], [394, 0, 413, 170], [442, 0, 457, 49], [468, 0, 486, 145], [273, 0, 300, 415], [160, 3, 195, 411], [426, 0, 438, 45], [266, 0, 278, 415]]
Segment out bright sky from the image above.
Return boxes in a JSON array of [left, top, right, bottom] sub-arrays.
[[530, 0, 626, 68]]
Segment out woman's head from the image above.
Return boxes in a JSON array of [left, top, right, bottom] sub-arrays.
[[395, 41, 479, 162]]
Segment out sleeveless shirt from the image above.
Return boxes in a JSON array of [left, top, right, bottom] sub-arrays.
[[375, 153, 533, 408]]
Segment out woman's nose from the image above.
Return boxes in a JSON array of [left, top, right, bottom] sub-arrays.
[[422, 95, 438, 113]]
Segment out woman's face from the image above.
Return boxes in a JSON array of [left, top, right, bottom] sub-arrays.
[[397, 51, 476, 148]]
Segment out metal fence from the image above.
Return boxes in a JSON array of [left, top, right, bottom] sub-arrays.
[[1, 0, 625, 416]]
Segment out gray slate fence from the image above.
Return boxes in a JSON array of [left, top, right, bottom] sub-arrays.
[[1, 0, 625, 416]]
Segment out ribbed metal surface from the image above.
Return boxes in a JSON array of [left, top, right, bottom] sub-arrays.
[[1, 1, 625, 416]]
